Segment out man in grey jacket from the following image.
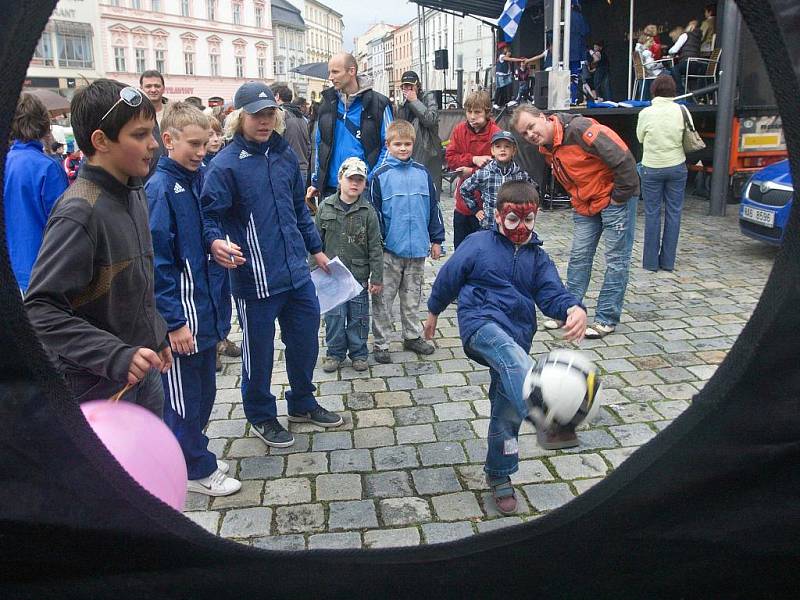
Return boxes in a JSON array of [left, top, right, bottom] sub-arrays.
[[398, 71, 443, 193], [274, 85, 311, 184]]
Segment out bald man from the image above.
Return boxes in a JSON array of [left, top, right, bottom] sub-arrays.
[[306, 52, 393, 212]]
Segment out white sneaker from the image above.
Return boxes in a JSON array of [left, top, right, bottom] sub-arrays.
[[188, 468, 242, 497], [542, 319, 564, 330], [217, 459, 229, 474]]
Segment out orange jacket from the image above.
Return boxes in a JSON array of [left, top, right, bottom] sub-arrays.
[[538, 114, 639, 216]]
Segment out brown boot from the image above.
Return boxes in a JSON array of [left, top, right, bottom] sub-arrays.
[[537, 423, 579, 450]]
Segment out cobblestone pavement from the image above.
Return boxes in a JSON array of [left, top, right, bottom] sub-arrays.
[[185, 192, 777, 550]]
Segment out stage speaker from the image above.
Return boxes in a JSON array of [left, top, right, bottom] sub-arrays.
[[533, 71, 549, 109], [434, 49, 449, 70]]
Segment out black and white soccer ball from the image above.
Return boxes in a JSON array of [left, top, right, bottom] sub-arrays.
[[523, 350, 602, 428]]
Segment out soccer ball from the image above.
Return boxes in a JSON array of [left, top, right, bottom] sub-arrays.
[[523, 350, 602, 428]]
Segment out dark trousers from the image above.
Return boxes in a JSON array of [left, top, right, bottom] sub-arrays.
[[494, 84, 512, 106], [69, 368, 164, 418], [162, 346, 218, 480], [453, 211, 481, 250], [674, 60, 707, 95], [235, 280, 320, 425], [210, 263, 232, 339]]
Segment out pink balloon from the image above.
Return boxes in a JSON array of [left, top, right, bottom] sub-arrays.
[[81, 400, 187, 511]]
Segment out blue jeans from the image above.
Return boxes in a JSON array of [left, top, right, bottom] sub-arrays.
[[566, 198, 637, 327], [465, 323, 534, 478], [641, 164, 687, 271], [324, 288, 369, 361], [235, 280, 320, 424]]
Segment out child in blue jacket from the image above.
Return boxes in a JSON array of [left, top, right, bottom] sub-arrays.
[[4, 92, 68, 292], [370, 119, 445, 364], [424, 180, 587, 515], [201, 82, 343, 450], [146, 102, 241, 497]]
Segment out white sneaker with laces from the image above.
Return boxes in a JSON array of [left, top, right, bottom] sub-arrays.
[[542, 319, 564, 330], [217, 459, 229, 474], [188, 468, 241, 497]]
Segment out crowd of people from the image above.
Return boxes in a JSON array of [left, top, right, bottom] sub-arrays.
[[493, 2, 717, 107], [4, 38, 698, 514]]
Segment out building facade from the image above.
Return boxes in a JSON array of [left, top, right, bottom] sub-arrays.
[[26, 0, 104, 97], [418, 9, 495, 102], [392, 20, 415, 100], [99, 0, 275, 106], [354, 22, 396, 85], [366, 36, 386, 98], [271, 0, 308, 98], [303, 0, 343, 101]]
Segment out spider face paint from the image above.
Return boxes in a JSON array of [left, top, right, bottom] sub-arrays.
[[497, 203, 538, 245]]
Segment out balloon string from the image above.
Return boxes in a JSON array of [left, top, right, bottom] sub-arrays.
[[110, 383, 133, 403]]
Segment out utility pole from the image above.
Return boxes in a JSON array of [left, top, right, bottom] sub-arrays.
[[708, 0, 742, 216]]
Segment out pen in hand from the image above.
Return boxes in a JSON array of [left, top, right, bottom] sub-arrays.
[[225, 235, 235, 264]]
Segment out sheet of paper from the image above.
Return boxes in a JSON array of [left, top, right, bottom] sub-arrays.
[[310, 256, 364, 315]]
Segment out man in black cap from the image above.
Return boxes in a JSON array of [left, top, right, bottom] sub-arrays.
[[398, 70, 442, 193]]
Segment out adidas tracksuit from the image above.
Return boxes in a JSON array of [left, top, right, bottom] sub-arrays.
[[201, 133, 323, 425], [146, 156, 226, 480]]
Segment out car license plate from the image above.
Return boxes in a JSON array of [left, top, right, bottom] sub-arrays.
[[741, 205, 776, 227]]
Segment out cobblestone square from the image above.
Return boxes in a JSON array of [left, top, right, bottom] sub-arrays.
[[186, 192, 776, 549]]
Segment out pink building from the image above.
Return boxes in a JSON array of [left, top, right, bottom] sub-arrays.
[[99, 0, 276, 106]]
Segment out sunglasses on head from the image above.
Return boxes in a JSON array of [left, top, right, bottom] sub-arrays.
[[99, 86, 144, 125]]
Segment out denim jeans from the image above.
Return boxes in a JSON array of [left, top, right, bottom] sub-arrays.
[[641, 164, 688, 271], [465, 322, 534, 478], [324, 288, 369, 361], [566, 198, 637, 327]]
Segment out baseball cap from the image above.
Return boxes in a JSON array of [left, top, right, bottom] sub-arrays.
[[338, 157, 368, 179], [400, 71, 420, 85], [234, 81, 278, 114], [492, 131, 517, 145]]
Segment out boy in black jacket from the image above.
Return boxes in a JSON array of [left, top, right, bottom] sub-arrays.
[[25, 79, 172, 414]]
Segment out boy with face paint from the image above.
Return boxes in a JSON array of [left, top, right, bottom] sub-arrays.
[[424, 180, 587, 515], [460, 130, 533, 230]]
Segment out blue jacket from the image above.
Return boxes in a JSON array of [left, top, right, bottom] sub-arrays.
[[145, 156, 225, 354], [311, 85, 393, 190], [201, 133, 322, 300], [369, 155, 445, 258], [4, 140, 68, 290], [427, 230, 581, 365]]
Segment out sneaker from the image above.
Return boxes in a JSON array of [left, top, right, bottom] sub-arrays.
[[542, 319, 564, 330], [584, 322, 615, 339], [373, 347, 391, 364], [187, 468, 242, 497], [487, 475, 517, 515], [351, 358, 369, 372], [321, 356, 341, 373], [217, 459, 229, 474], [403, 337, 435, 355], [218, 338, 242, 358], [252, 419, 295, 448], [536, 423, 579, 450], [288, 406, 344, 427]]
